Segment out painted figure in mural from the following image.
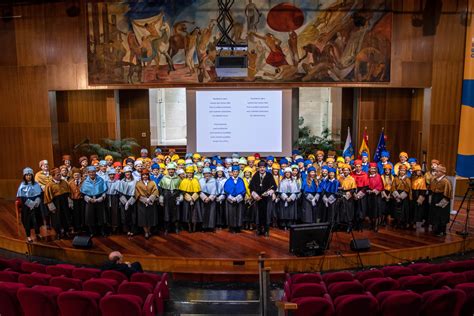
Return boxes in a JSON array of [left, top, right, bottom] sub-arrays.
[[247, 49, 258, 80], [197, 20, 216, 60], [288, 31, 299, 66], [250, 32, 288, 68], [169, 20, 195, 61], [132, 14, 174, 74], [185, 27, 201, 75], [245, 0, 262, 33]]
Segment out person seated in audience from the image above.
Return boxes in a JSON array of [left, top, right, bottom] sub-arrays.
[[101, 250, 143, 278]]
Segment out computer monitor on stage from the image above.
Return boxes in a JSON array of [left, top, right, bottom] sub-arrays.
[[289, 223, 332, 257]]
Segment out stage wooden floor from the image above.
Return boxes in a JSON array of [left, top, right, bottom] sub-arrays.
[[1, 199, 473, 276]]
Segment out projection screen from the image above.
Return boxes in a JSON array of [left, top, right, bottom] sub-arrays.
[[187, 89, 293, 156]]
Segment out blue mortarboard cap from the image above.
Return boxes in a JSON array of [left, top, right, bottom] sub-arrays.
[[381, 151, 390, 158], [292, 149, 300, 155], [296, 158, 304, 164], [304, 160, 312, 166], [280, 158, 288, 165], [151, 163, 160, 170], [408, 158, 417, 163], [307, 166, 316, 173], [361, 152, 368, 157], [267, 156, 274, 162], [231, 165, 240, 171]]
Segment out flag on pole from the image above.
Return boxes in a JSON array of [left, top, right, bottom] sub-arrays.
[[359, 127, 370, 159], [342, 127, 354, 159], [373, 128, 387, 162]]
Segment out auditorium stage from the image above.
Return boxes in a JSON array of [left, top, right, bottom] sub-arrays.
[[1, 199, 473, 279]]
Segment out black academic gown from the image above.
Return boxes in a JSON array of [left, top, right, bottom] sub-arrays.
[[249, 172, 277, 227]]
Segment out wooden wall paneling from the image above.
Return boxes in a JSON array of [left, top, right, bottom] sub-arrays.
[[44, 2, 86, 66], [119, 90, 151, 151], [340, 88, 354, 144], [0, 19, 18, 66], [358, 88, 424, 161], [390, 0, 434, 87], [17, 66, 50, 126], [13, 4, 46, 67], [56, 90, 117, 164], [0, 67, 21, 127], [427, 0, 467, 173]]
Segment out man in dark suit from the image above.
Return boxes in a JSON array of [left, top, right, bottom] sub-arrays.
[[101, 251, 143, 278]]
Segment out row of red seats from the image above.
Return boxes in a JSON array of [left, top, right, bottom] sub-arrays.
[[279, 258, 474, 316], [0, 282, 164, 316], [279, 287, 469, 316], [0, 257, 170, 316], [285, 270, 474, 299]]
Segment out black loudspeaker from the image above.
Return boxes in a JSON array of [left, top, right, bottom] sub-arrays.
[[289, 223, 332, 257], [350, 238, 371, 252], [72, 235, 93, 249]]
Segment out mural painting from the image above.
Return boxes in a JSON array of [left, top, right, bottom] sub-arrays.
[[87, 0, 392, 84]]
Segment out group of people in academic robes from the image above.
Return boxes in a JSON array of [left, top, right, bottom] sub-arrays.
[[16, 148, 453, 242]]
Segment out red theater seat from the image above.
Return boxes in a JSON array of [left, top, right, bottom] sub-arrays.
[[100, 294, 155, 316], [0, 258, 25, 272], [382, 266, 414, 279], [328, 280, 365, 298], [17, 285, 62, 316], [377, 290, 422, 316], [83, 278, 117, 297], [463, 270, 474, 282], [333, 293, 378, 316], [408, 263, 441, 275], [291, 295, 334, 316], [58, 290, 102, 316], [455, 283, 474, 316], [421, 289, 466, 316], [46, 264, 75, 277], [355, 269, 384, 283], [0, 282, 26, 316], [441, 260, 474, 273], [432, 272, 467, 288], [290, 273, 322, 284], [21, 262, 47, 274], [50, 276, 83, 291], [398, 275, 434, 294], [18, 272, 52, 287], [131, 272, 162, 288], [362, 277, 399, 295], [0, 270, 20, 282], [101, 270, 128, 284], [154, 280, 168, 316], [72, 267, 101, 281], [323, 271, 353, 286], [289, 283, 326, 300], [118, 281, 154, 302]]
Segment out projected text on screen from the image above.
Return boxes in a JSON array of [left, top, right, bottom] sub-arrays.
[[196, 90, 283, 153]]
